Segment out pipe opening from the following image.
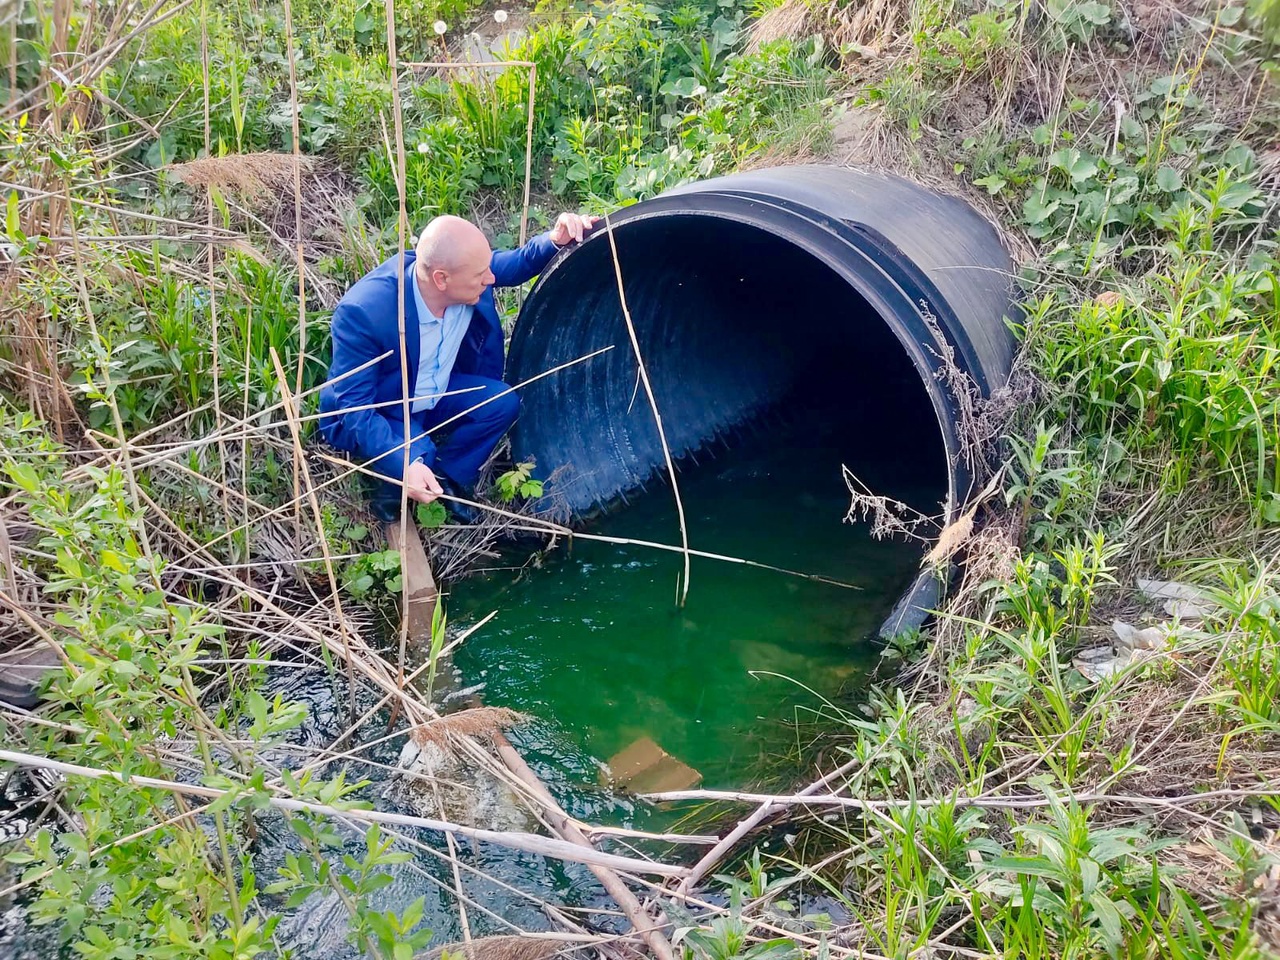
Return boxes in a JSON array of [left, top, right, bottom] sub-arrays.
[[509, 214, 949, 518]]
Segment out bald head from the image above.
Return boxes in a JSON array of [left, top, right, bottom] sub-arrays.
[[415, 215, 495, 308], [416, 215, 488, 271]]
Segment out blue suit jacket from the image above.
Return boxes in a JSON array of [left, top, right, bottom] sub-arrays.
[[318, 233, 558, 480]]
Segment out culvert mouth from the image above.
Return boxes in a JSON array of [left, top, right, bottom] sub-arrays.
[[507, 166, 1017, 632]]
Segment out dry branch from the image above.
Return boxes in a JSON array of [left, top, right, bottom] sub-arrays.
[[0, 747, 689, 878]]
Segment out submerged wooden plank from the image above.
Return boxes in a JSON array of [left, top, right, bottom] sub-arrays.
[[385, 520, 438, 646]]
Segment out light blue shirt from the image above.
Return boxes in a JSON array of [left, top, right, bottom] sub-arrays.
[[411, 273, 474, 414]]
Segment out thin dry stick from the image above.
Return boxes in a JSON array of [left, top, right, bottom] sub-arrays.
[[7, 11, 16, 110], [520, 64, 536, 244], [269, 348, 361, 724], [304, 442, 859, 588], [437, 784, 473, 944], [676, 751, 868, 897], [602, 214, 692, 605], [493, 736, 677, 960], [384, 0, 415, 695], [200, 0, 233, 552], [0, 747, 688, 877], [281, 0, 307, 548], [0, 517, 18, 598]]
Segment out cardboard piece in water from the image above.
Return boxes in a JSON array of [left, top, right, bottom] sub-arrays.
[[605, 736, 702, 794]]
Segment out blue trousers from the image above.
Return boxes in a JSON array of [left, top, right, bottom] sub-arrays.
[[371, 373, 519, 511]]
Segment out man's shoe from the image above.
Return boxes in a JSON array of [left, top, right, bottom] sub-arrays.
[[369, 497, 401, 523], [437, 474, 481, 525]]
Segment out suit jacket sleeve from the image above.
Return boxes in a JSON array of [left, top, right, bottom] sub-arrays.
[[489, 232, 558, 288], [326, 299, 437, 480]]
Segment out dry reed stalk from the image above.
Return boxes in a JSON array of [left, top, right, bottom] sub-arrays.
[[676, 749, 870, 898], [520, 65, 536, 244], [493, 734, 677, 960], [6, 13, 15, 109], [0, 518, 18, 598], [602, 213, 692, 606], [269, 348, 361, 723], [199, 0, 234, 559], [0, 746, 689, 877], [278, 0, 308, 550], [381, 0, 416, 698], [431, 774, 474, 943]]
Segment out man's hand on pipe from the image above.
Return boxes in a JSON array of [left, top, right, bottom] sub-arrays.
[[549, 212, 601, 247], [405, 460, 444, 505]]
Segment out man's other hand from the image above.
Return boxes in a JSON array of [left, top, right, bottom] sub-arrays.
[[405, 461, 444, 504], [549, 212, 601, 247]]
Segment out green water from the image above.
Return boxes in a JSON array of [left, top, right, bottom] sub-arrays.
[[452, 430, 929, 790]]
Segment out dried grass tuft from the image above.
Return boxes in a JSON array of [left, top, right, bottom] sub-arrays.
[[171, 152, 317, 201], [411, 706, 525, 748], [746, 0, 813, 53], [923, 513, 974, 568]]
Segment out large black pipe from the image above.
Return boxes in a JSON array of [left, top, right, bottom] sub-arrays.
[[506, 166, 1017, 632]]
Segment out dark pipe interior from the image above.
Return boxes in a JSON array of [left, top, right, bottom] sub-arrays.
[[511, 215, 949, 516]]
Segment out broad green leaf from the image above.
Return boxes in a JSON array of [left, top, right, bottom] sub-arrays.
[[1154, 165, 1182, 193], [416, 500, 447, 529], [1023, 192, 1061, 225], [5, 461, 41, 493]]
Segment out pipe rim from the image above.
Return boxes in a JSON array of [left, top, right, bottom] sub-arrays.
[[512, 190, 974, 524]]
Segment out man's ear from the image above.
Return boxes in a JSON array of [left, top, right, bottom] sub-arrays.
[[430, 268, 449, 291]]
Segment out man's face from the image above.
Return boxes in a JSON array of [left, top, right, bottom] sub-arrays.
[[434, 235, 495, 306]]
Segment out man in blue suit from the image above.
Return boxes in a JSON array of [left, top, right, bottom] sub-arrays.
[[319, 212, 597, 522]]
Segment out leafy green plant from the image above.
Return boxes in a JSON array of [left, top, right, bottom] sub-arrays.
[[267, 824, 434, 959], [493, 461, 544, 503], [979, 789, 1172, 955], [360, 117, 482, 226], [415, 500, 448, 527], [674, 882, 800, 960], [342, 548, 403, 599]]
